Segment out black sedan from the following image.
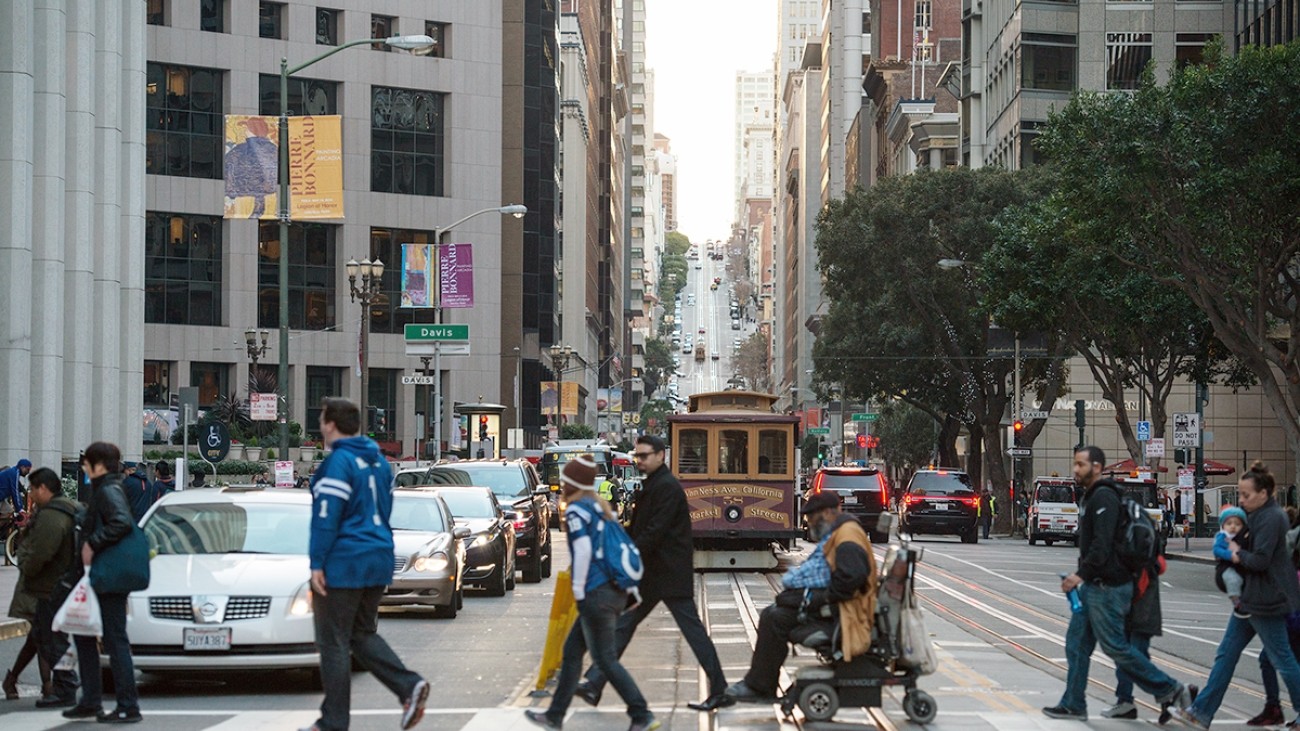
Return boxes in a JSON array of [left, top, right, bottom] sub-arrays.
[[432, 486, 518, 596]]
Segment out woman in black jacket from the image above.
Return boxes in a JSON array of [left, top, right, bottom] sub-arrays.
[[63, 442, 142, 724]]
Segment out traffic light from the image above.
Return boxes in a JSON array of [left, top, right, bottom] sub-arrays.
[[366, 407, 378, 436], [1174, 448, 1190, 465], [816, 440, 826, 461], [374, 408, 387, 435], [1013, 419, 1025, 446], [856, 434, 868, 449], [478, 415, 489, 441]]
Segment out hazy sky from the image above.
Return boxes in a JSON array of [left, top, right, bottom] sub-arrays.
[[645, 0, 778, 243]]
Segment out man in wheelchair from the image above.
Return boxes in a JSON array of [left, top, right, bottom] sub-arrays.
[[725, 491, 879, 703]]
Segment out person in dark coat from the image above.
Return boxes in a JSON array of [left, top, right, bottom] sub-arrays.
[[574, 434, 733, 712], [120, 462, 152, 523]]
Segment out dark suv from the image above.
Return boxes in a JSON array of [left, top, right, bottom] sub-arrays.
[[901, 469, 980, 543], [808, 466, 891, 542], [420, 460, 553, 583]]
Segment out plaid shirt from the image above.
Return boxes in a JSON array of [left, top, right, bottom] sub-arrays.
[[783, 533, 832, 590]]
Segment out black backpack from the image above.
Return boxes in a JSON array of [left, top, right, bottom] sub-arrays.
[[1110, 485, 1159, 574]]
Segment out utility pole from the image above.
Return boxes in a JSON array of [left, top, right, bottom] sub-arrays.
[[1194, 381, 1208, 538]]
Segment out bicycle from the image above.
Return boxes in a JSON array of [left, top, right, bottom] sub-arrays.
[[1, 511, 28, 566]]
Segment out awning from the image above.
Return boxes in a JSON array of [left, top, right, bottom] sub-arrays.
[[1102, 458, 1169, 474]]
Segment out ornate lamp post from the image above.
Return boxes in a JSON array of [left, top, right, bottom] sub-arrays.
[[548, 344, 573, 438], [347, 257, 385, 434], [244, 328, 270, 367]]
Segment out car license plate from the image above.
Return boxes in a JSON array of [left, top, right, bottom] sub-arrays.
[[933, 502, 948, 510], [183, 627, 232, 651], [842, 496, 858, 505]]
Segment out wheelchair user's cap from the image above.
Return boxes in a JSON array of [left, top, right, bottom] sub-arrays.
[[801, 492, 840, 515]]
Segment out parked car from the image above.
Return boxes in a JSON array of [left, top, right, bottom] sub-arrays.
[[901, 469, 980, 543], [431, 486, 518, 596], [421, 460, 552, 583], [132, 488, 318, 678], [386, 490, 470, 617], [807, 465, 891, 542]]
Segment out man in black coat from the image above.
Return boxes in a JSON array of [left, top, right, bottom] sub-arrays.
[[575, 434, 733, 712]]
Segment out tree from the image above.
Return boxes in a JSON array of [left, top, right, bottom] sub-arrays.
[[1037, 41, 1300, 450], [643, 337, 675, 398], [561, 423, 596, 440], [734, 332, 772, 392], [665, 231, 691, 257], [873, 401, 937, 482], [640, 398, 675, 437], [815, 168, 1056, 529]]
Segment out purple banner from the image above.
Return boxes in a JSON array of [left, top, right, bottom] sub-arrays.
[[439, 243, 474, 309]]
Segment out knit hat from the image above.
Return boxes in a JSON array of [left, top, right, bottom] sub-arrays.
[[561, 455, 598, 491], [16, 459, 31, 469], [1218, 506, 1247, 527]]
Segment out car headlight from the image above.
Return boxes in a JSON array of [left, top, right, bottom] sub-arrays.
[[413, 552, 450, 573], [471, 533, 491, 548], [289, 581, 313, 616]]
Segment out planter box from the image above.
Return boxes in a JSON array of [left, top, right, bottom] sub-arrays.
[[245, 447, 263, 461]]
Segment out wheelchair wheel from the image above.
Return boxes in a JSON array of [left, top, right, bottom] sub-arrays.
[[903, 689, 937, 724], [798, 682, 839, 722]]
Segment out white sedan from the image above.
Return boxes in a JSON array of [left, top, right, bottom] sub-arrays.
[[129, 487, 318, 675]]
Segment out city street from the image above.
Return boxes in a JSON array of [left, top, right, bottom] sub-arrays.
[[0, 535, 1249, 731]]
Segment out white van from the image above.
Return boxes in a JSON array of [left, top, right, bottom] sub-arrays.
[[1027, 477, 1081, 546]]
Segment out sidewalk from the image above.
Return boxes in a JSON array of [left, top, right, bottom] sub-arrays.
[[0, 566, 28, 641], [1163, 536, 1215, 565]]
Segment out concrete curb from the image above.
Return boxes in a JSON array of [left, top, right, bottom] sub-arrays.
[[0, 618, 30, 641], [1164, 551, 1215, 566]]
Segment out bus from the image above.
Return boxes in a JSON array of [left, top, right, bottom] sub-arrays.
[[540, 440, 616, 526]]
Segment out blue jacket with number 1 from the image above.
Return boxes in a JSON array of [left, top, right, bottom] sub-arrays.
[[309, 435, 395, 589]]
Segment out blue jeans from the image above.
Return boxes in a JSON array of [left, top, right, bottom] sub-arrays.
[[1258, 626, 1300, 705], [1114, 633, 1152, 704], [547, 583, 651, 725], [72, 592, 138, 713], [1058, 582, 1180, 713], [1188, 613, 1300, 724]]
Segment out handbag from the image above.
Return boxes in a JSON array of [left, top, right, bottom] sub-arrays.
[[52, 574, 103, 637], [90, 524, 151, 594]]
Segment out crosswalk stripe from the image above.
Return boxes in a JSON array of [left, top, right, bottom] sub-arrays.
[[201, 710, 318, 730]]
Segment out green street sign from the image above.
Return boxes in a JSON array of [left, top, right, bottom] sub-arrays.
[[404, 324, 470, 342], [807, 427, 831, 435], [851, 413, 879, 422]]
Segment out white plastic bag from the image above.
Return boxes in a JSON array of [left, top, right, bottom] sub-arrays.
[[52, 575, 103, 637], [54, 647, 77, 671], [897, 605, 937, 675]]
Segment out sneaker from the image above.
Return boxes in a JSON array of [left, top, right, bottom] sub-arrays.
[[400, 679, 429, 730], [523, 709, 563, 730], [1248, 703, 1284, 726], [1168, 707, 1209, 730], [35, 694, 78, 709], [96, 707, 142, 724], [574, 681, 601, 707], [1160, 683, 1193, 710], [1042, 705, 1088, 721], [627, 719, 661, 731], [63, 705, 103, 720], [1102, 702, 1138, 719]]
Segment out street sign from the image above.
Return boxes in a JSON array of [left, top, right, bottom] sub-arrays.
[[1173, 412, 1200, 448], [401, 375, 436, 385], [404, 342, 471, 357], [1145, 438, 1165, 458], [1178, 468, 1194, 488], [274, 461, 294, 487], [1021, 410, 1050, 421], [250, 392, 277, 421], [851, 413, 878, 422], [808, 427, 831, 435], [1136, 420, 1151, 441], [1006, 447, 1032, 458], [200, 421, 231, 463], [403, 324, 470, 341]]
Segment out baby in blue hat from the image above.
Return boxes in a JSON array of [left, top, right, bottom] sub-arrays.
[[1213, 506, 1250, 617]]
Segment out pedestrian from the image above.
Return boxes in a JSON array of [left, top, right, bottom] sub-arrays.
[[979, 487, 997, 540], [1241, 508, 1300, 727], [1213, 506, 1250, 615], [1102, 549, 1178, 720], [65, 441, 142, 723], [1171, 462, 1300, 730], [10, 467, 80, 708], [5, 500, 48, 702], [725, 491, 876, 704], [0, 458, 32, 518], [525, 456, 659, 731], [573, 435, 732, 712], [303, 397, 428, 731], [120, 462, 151, 523], [150, 461, 175, 504], [1044, 445, 1192, 721]]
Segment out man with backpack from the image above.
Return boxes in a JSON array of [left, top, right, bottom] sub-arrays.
[[525, 456, 658, 731], [1044, 446, 1193, 721], [574, 435, 731, 712], [120, 462, 152, 523]]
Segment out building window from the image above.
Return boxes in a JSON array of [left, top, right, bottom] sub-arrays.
[[144, 212, 222, 326], [258, 75, 339, 116], [630, 206, 644, 218], [367, 370, 399, 441], [371, 86, 446, 197], [371, 14, 396, 50], [1019, 34, 1077, 91], [305, 367, 342, 437], [259, 2, 285, 39], [146, 63, 224, 179], [915, 0, 932, 29], [862, 11, 872, 34], [424, 21, 449, 58], [367, 227, 439, 334], [316, 8, 339, 45], [191, 362, 230, 408], [1176, 33, 1214, 67], [147, 0, 166, 26], [144, 361, 172, 407], [257, 222, 338, 331], [1106, 32, 1153, 90], [200, 0, 225, 33]]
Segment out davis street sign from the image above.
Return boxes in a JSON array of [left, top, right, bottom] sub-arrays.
[[403, 324, 470, 341], [1006, 447, 1033, 458], [401, 375, 436, 386], [807, 427, 831, 435], [1021, 410, 1050, 421], [851, 413, 879, 422]]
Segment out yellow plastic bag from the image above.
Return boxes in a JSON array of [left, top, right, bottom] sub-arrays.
[[535, 569, 579, 691]]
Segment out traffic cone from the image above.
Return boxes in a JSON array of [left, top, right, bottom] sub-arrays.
[[534, 569, 578, 692]]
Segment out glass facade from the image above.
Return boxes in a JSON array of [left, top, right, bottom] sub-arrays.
[[257, 222, 338, 331], [1020, 34, 1077, 91], [258, 75, 339, 116], [191, 362, 229, 407], [367, 227, 439, 335], [305, 366, 343, 437], [1106, 32, 1153, 90], [370, 86, 446, 196], [145, 212, 222, 326], [146, 63, 224, 179]]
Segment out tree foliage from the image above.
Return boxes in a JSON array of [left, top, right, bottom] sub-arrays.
[[1036, 41, 1300, 448], [561, 423, 596, 440], [874, 401, 937, 478], [643, 337, 675, 398], [734, 332, 772, 392]]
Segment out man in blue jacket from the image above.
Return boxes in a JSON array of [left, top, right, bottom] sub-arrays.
[[0, 458, 31, 516], [303, 398, 428, 731]]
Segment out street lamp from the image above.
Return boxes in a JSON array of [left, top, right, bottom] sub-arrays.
[[547, 344, 574, 439], [346, 257, 385, 433], [273, 33, 436, 455], [425, 204, 528, 462], [244, 329, 270, 366]]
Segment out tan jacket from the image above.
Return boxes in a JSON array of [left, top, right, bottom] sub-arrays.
[[824, 517, 879, 661]]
